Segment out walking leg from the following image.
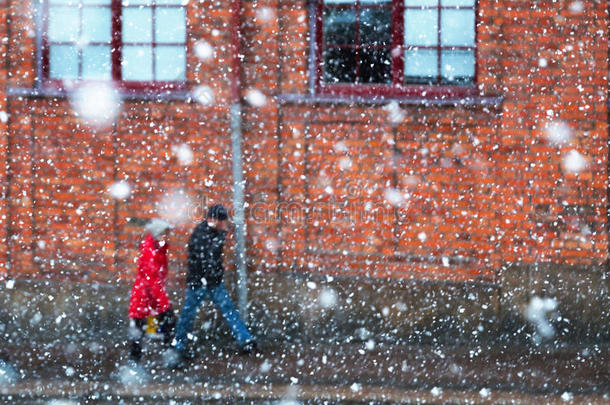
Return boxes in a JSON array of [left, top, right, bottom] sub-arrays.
[[157, 309, 176, 348], [129, 318, 145, 362], [210, 282, 254, 348], [173, 287, 205, 354]]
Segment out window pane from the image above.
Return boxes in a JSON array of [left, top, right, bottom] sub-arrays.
[[441, 49, 474, 84], [441, 0, 474, 6], [82, 7, 112, 43], [155, 46, 186, 80], [122, 8, 153, 43], [405, 0, 439, 7], [440, 9, 474, 46], [155, 0, 186, 4], [124, 0, 154, 4], [49, 0, 79, 4], [361, 0, 391, 4], [323, 8, 355, 45], [155, 8, 186, 43], [324, 48, 356, 83], [122, 45, 153, 81], [404, 48, 437, 84], [48, 7, 80, 42], [359, 49, 391, 84], [82, 45, 112, 80], [49, 44, 78, 79], [360, 8, 392, 46], [404, 8, 438, 46], [82, 0, 111, 4]]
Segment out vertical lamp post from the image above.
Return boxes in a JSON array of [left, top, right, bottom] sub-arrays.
[[230, 0, 248, 318]]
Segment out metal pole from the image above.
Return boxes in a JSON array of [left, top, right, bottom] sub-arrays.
[[231, 0, 247, 318], [231, 102, 247, 318]]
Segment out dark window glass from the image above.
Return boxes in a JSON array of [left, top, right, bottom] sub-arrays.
[[324, 48, 357, 83], [359, 49, 392, 83], [318, 0, 477, 94], [323, 8, 356, 45], [360, 8, 392, 46]]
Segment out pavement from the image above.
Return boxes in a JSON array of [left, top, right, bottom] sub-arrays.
[[0, 338, 608, 404]]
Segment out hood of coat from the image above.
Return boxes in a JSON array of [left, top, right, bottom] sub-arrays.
[[204, 220, 227, 238], [142, 233, 169, 253]]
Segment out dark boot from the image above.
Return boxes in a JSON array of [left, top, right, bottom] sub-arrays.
[[157, 309, 176, 348], [129, 318, 145, 362]]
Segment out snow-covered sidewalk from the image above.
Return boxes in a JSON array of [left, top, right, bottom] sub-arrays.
[[1, 340, 608, 403]]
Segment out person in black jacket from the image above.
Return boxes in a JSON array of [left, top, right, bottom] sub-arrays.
[[169, 204, 255, 366]]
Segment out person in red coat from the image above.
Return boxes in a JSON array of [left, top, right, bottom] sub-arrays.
[[128, 219, 176, 362]]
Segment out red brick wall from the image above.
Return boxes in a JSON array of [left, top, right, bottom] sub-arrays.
[[0, 0, 8, 279], [0, 0, 607, 285]]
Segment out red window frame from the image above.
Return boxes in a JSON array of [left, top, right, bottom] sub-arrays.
[[40, 0, 187, 92], [314, 0, 478, 99]]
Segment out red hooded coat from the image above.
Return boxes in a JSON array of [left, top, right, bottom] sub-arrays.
[[128, 233, 171, 319]]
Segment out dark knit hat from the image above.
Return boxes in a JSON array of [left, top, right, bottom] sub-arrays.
[[207, 204, 228, 220]]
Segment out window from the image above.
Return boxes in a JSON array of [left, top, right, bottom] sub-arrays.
[[42, 0, 187, 90], [315, 0, 477, 97]]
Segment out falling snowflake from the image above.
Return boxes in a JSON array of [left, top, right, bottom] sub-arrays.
[[544, 121, 572, 145], [334, 141, 348, 153], [338, 157, 352, 170], [383, 188, 404, 206], [70, 82, 121, 128], [108, 181, 131, 200], [171, 143, 194, 165], [156, 189, 193, 225], [318, 288, 338, 309], [194, 39, 214, 61], [259, 359, 272, 373], [382, 101, 405, 124], [245, 89, 267, 107], [256, 7, 275, 22], [524, 296, 557, 341], [568, 1, 583, 13], [193, 85, 215, 106], [0, 111, 8, 123], [117, 363, 150, 386], [562, 150, 588, 173], [265, 237, 279, 253]]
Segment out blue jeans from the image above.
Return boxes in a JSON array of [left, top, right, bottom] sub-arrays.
[[173, 282, 252, 353]]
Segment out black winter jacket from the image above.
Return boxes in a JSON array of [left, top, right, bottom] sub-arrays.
[[186, 221, 227, 289]]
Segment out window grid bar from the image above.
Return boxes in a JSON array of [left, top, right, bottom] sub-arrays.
[[77, 3, 83, 78], [354, 0, 360, 83], [121, 42, 185, 46], [392, 0, 404, 85], [403, 6, 474, 9], [437, 0, 441, 85], [324, 44, 397, 50], [111, 0, 122, 81], [152, 3, 157, 81]]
